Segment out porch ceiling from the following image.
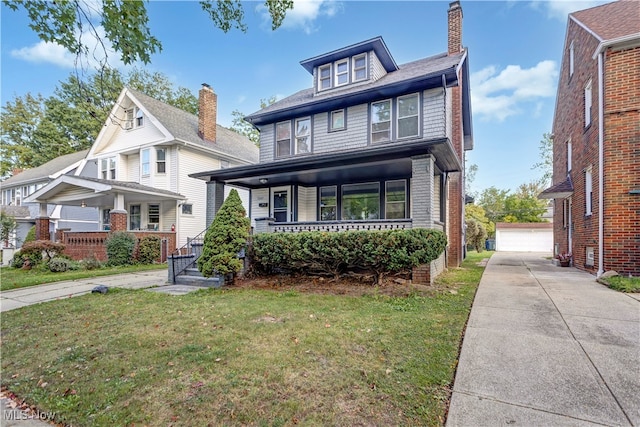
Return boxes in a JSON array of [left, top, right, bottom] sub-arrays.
[[25, 175, 185, 208], [191, 138, 460, 188]]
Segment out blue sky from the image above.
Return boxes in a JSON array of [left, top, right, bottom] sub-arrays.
[[0, 0, 608, 193]]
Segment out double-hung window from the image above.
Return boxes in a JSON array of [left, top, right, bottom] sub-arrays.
[[335, 59, 349, 86], [320, 186, 337, 221], [276, 122, 292, 157], [385, 180, 407, 219], [129, 205, 141, 230], [371, 100, 391, 143], [353, 54, 367, 81], [584, 79, 592, 128], [569, 41, 574, 78], [319, 65, 332, 91], [295, 117, 311, 154], [585, 167, 593, 216], [148, 204, 160, 227], [330, 110, 345, 131], [397, 93, 419, 139], [141, 149, 150, 176], [156, 148, 166, 173], [101, 157, 116, 180]]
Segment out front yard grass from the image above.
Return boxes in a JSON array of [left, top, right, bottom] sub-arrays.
[[1, 251, 489, 426], [600, 275, 640, 293], [0, 263, 167, 292]]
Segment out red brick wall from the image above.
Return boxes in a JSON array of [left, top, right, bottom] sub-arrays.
[[35, 217, 50, 241], [552, 18, 639, 275], [447, 79, 464, 268], [110, 211, 127, 232]]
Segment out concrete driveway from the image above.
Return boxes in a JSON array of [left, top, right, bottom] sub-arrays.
[[447, 252, 640, 426]]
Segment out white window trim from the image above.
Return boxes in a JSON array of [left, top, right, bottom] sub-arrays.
[[329, 109, 345, 131], [318, 64, 332, 91], [585, 79, 592, 128], [569, 41, 574, 78], [141, 148, 150, 177], [371, 99, 392, 143], [294, 117, 311, 154], [335, 59, 349, 87], [156, 148, 166, 174], [352, 53, 367, 82], [567, 138, 572, 172], [397, 93, 420, 139], [100, 157, 117, 180], [585, 166, 593, 216]]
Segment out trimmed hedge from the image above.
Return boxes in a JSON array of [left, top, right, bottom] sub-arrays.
[[138, 235, 161, 264], [106, 232, 136, 266], [249, 228, 447, 284]]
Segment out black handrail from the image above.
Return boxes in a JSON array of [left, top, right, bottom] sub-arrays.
[[169, 227, 208, 283]]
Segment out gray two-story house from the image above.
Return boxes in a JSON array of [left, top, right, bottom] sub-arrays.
[[192, 1, 473, 282]]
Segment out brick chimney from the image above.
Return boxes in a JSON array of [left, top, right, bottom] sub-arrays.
[[12, 168, 24, 176], [448, 1, 463, 55], [198, 83, 217, 142]]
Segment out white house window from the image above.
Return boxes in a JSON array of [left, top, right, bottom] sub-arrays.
[[102, 209, 111, 230], [335, 59, 349, 86], [181, 203, 193, 215], [125, 107, 143, 129], [320, 186, 337, 221], [585, 79, 592, 127], [141, 149, 150, 176], [330, 110, 345, 131], [135, 108, 144, 127], [276, 121, 292, 157], [125, 109, 134, 129], [295, 117, 311, 154], [585, 166, 593, 216], [385, 180, 407, 219], [342, 183, 380, 220], [130, 205, 141, 230], [318, 65, 332, 90], [371, 100, 391, 143], [156, 148, 166, 173], [353, 54, 367, 81], [397, 93, 419, 139], [101, 157, 116, 180], [567, 139, 572, 172], [148, 204, 160, 226], [569, 41, 574, 78]]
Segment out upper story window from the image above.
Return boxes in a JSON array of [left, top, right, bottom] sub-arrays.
[[569, 41, 574, 78], [276, 119, 312, 158], [125, 107, 144, 130], [353, 54, 367, 82], [295, 117, 311, 154], [317, 53, 368, 91], [584, 79, 592, 128], [100, 157, 116, 180], [276, 121, 292, 157], [371, 100, 391, 143], [330, 109, 345, 131], [566, 139, 572, 172], [141, 149, 150, 176], [335, 59, 349, 86], [397, 93, 419, 139], [585, 166, 593, 216], [156, 148, 166, 173]]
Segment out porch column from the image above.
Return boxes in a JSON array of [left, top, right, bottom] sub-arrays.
[[206, 180, 225, 228], [110, 193, 127, 232], [411, 154, 435, 229], [35, 203, 51, 241]]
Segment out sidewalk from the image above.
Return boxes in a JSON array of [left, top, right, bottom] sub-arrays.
[[0, 269, 169, 312], [447, 252, 640, 426]]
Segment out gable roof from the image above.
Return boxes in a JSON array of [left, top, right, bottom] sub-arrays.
[[246, 51, 465, 126], [125, 88, 259, 163], [1, 150, 88, 187], [571, 1, 640, 42]]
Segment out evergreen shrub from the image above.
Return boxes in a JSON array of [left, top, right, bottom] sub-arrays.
[[106, 232, 136, 266], [138, 235, 161, 264]]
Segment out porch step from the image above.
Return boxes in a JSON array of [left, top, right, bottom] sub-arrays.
[[174, 274, 224, 288], [184, 267, 203, 277]]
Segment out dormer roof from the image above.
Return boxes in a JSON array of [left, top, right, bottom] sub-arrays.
[[299, 36, 398, 74]]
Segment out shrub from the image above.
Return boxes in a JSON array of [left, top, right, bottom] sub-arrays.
[[10, 251, 26, 268], [19, 240, 66, 266], [49, 257, 73, 272], [24, 225, 36, 244], [81, 256, 102, 270], [198, 189, 250, 279], [106, 232, 136, 266], [249, 228, 447, 285], [138, 235, 161, 264]]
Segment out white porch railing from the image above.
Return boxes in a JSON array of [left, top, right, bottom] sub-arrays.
[[267, 219, 413, 233]]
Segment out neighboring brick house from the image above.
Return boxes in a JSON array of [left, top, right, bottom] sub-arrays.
[[26, 86, 258, 258], [540, 0, 639, 276], [0, 150, 94, 248], [192, 1, 473, 282]]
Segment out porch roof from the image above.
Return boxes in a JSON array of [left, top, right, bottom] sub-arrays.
[[25, 175, 185, 208], [190, 138, 460, 188], [538, 175, 574, 199]]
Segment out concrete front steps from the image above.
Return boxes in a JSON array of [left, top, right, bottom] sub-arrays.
[[173, 267, 225, 287]]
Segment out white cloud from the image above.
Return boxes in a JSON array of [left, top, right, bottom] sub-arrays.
[[258, 0, 342, 34], [529, 0, 609, 21], [471, 60, 558, 122], [11, 25, 124, 70]]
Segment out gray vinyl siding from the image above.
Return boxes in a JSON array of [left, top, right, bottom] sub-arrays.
[[433, 175, 441, 222], [60, 205, 99, 223], [296, 186, 317, 221], [446, 87, 453, 141], [370, 52, 387, 82], [259, 126, 275, 163], [424, 88, 446, 139], [79, 159, 97, 178], [313, 105, 368, 154], [251, 188, 270, 220]]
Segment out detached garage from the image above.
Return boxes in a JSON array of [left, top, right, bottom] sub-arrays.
[[495, 222, 553, 252]]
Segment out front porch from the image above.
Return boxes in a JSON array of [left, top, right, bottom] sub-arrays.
[[255, 218, 416, 233]]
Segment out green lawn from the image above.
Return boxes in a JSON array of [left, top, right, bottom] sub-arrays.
[[1, 251, 490, 426], [0, 263, 167, 292], [601, 275, 640, 293]]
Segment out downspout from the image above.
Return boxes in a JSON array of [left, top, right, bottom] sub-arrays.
[[597, 52, 604, 277]]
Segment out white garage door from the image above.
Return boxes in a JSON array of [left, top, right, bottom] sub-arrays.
[[496, 229, 553, 252]]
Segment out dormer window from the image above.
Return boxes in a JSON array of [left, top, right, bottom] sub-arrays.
[[335, 59, 349, 86], [353, 54, 367, 81], [317, 53, 369, 92], [319, 65, 332, 90]]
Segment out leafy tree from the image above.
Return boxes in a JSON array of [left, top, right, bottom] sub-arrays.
[[230, 96, 277, 146], [198, 189, 250, 281], [477, 182, 547, 224], [5, 1, 293, 67], [465, 162, 478, 199], [532, 132, 553, 186], [465, 204, 494, 238], [465, 217, 487, 252], [477, 186, 510, 224], [0, 211, 17, 247], [1, 68, 197, 176]]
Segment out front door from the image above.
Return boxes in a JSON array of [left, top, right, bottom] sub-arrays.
[[272, 187, 290, 223]]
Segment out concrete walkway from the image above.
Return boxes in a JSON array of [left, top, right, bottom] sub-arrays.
[[447, 252, 640, 426], [0, 269, 170, 312]]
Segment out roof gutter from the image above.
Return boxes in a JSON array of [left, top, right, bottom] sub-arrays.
[[174, 138, 257, 166], [592, 32, 640, 59]]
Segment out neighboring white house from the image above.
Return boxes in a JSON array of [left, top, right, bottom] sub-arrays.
[[26, 85, 259, 248]]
